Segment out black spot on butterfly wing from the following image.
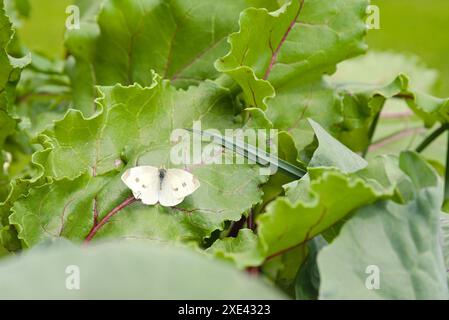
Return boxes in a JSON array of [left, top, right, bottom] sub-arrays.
[[169, 179, 186, 198]]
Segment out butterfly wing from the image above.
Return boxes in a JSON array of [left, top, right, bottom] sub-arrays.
[[158, 169, 200, 207], [121, 166, 160, 205]]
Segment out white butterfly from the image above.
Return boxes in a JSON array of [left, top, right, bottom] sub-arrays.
[[121, 166, 200, 207]]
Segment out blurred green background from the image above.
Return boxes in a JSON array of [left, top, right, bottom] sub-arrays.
[[368, 0, 449, 97]]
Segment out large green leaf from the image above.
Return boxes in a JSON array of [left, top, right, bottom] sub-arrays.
[[0, 239, 286, 299], [257, 124, 427, 260], [65, 0, 278, 114], [216, 0, 368, 105], [11, 174, 111, 246], [201, 120, 372, 271], [216, 0, 368, 156], [35, 74, 230, 178], [318, 153, 449, 299], [256, 121, 380, 257], [257, 168, 386, 258], [10, 74, 269, 247], [305, 152, 430, 243], [207, 121, 371, 273]]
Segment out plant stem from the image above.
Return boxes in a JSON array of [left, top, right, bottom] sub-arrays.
[[415, 124, 449, 153], [227, 216, 246, 238], [247, 209, 254, 230], [369, 127, 424, 153], [84, 196, 137, 243], [246, 266, 260, 276], [363, 107, 382, 158]]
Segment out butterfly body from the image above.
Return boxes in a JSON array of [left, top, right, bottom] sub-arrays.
[[158, 168, 166, 190], [121, 166, 200, 207]]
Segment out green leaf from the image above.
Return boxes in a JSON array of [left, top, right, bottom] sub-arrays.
[[207, 228, 264, 269], [216, 0, 368, 107], [284, 118, 369, 202], [264, 244, 308, 296], [216, 0, 368, 156], [256, 121, 380, 258], [0, 177, 33, 226], [0, 2, 30, 201], [65, 0, 279, 114], [314, 152, 425, 242], [318, 153, 449, 299], [11, 75, 268, 247], [307, 119, 367, 172], [319, 193, 449, 299], [36, 75, 226, 178], [0, 224, 21, 252], [355, 154, 415, 204], [0, 239, 286, 299], [295, 235, 327, 300], [257, 168, 386, 258], [10, 174, 111, 247], [257, 127, 424, 261], [0, 3, 18, 185]]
